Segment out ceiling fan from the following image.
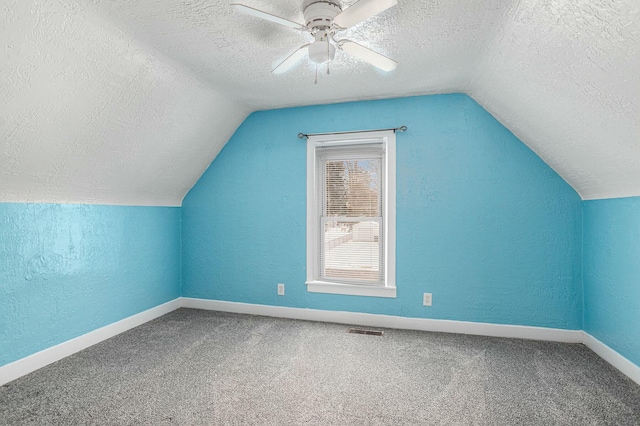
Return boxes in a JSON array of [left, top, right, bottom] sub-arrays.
[[231, 0, 398, 76]]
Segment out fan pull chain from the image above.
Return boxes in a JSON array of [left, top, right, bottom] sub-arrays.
[[315, 64, 318, 84]]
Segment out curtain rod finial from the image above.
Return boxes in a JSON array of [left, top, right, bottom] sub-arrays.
[[298, 133, 307, 139]]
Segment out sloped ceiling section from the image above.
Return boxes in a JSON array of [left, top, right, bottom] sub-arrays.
[[1, 1, 249, 206], [1, 1, 638, 204], [469, 0, 639, 200]]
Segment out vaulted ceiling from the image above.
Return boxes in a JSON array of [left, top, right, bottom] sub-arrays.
[[1, 0, 638, 205]]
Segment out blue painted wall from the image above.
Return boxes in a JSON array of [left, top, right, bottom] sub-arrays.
[[0, 203, 181, 366], [584, 197, 640, 366], [182, 94, 583, 329]]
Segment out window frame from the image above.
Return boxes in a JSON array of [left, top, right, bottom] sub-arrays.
[[306, 130, 396, 298]]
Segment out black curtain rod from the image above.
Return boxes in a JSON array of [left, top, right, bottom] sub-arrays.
[[298, 126, 407, 139]]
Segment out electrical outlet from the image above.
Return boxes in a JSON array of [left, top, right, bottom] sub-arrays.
[[423, 293, 432, 306], [277, 283, 285, 296]]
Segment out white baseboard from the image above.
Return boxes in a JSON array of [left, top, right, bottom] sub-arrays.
[[180, 297, 583, 343], [582, 332, 640, 386], [0, 298, 181, 386], [4, 297, 638, 389]]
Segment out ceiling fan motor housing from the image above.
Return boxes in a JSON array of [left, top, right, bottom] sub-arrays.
[[303, 1, 342, 30]]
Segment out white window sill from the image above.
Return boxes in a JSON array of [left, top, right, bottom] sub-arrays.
[[306, 281, 397, 298]]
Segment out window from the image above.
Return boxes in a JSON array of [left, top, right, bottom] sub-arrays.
[[306, 130, 396, 298]]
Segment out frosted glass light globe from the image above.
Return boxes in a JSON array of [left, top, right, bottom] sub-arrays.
[[308, 40, 336, 65]]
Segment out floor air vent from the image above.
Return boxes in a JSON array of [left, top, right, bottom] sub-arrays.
[[348, 328, 384, 336]]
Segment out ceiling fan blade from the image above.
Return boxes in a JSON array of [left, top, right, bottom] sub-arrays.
[[273, 44, 310, 74], [231, 3, 305, 30], [340, 40, 397, 72], [333, 0, 397, 29]]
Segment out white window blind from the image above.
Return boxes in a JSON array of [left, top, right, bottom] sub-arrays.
[[316, 143, 385, 285]]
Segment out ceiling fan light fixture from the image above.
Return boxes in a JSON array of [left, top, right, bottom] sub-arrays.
[[309, 40, 336, 64]]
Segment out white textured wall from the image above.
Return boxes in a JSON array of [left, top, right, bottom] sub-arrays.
[[1, 1, 248, 206]]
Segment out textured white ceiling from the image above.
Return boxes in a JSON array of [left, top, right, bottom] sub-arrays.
[[86, 0, 509, 107], [469, 0, 640, 200], [1, 1, 249, 206], [1, 0, 638, 205]]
